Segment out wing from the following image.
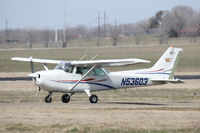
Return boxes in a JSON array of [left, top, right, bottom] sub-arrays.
[[11, 57, 63, 64], [11, 57, 150, 67], [71, 58, 151, 67]]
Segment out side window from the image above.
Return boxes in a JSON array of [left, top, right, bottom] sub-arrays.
[[76, 67, 90, 75], [65, 66, 74, 73], [76, 67, 104, 76]]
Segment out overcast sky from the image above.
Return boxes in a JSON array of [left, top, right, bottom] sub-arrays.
[[0, 0, 199, 29]]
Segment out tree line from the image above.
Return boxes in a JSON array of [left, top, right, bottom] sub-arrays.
[[0, 5, 199, 48]]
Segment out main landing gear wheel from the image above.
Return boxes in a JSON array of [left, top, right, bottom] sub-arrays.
[[89, 95, 98, 103], [45, 95, 52, 103], [61, 94, 70, 103]]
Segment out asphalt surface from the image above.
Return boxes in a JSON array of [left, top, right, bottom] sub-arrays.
[[1, 101, 200, 109], [0, 75, 200, 81]]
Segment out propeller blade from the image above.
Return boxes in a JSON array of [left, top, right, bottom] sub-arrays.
[[30, 56, 35, 73], [31, 78, 38, 96], [28, 73, 39, 96]]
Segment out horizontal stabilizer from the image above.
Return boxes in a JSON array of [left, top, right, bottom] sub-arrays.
[[11, 57, 62, 64], [151, 78, 184, 83]]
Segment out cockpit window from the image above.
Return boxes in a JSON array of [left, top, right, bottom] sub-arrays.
[[55, 63, 107, 75], [76, 67, 105, 76], [55, 62, 74, 73]]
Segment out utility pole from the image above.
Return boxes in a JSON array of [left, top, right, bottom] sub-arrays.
[[113, 19, 118, 46], [55, 28, 58, 43], [97, 11, 100, 47], [5, 17, 8, 42], [115, 19, 117, 34], [63, 0, 67, 48], [104, 11, 106, 37]]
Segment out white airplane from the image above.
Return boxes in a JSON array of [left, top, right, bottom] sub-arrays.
[[11, 47, 183, 103]]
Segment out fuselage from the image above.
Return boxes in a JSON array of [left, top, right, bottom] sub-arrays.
[[35, 68, 160, 93]]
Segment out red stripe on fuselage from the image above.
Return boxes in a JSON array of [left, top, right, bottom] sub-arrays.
[[143, 69, 164, 73], [59, 78, 95, 83]]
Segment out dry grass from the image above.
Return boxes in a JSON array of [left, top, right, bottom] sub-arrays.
[[0, 102, 200, 133], [0, 44, 200, 72], [0, 79, 200, 132]]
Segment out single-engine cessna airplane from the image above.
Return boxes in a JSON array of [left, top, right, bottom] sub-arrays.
[[11, 47, 183, 103]]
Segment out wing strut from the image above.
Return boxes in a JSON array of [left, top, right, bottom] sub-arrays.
[[68, 65, 96, 90]]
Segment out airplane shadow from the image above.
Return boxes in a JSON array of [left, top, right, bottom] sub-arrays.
[[103, 102, 166, 106]]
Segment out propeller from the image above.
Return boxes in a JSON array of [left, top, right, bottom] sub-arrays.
[[29, 56, 39, 95], [28, 73, 40, 95], [29, 57, 48, 95]]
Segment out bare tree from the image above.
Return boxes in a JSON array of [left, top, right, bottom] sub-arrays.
[[41, 29, 51, 48], [132, 21, 147, 45], [195, 12, 200, 36], [110, 20, 121, 46], [27, 27, 36, 48], [189, 11, 200, 43], [162, 5, 194, 37], [139, 19, 150, 34]]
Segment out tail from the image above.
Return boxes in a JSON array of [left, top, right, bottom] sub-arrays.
[[145, 47, 182, 81]]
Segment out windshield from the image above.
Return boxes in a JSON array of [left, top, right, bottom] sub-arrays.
[[55, 62, 71, 70]]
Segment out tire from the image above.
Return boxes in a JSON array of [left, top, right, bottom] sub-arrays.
[[61, 94, 70, 103], [45, 95, 52, 103], [89, 95, 98, 103]]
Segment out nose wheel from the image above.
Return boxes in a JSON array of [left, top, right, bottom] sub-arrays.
[[89, 94, 98, 103]]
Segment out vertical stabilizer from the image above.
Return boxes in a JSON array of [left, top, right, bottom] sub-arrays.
[[150, 47, 182, 79]]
